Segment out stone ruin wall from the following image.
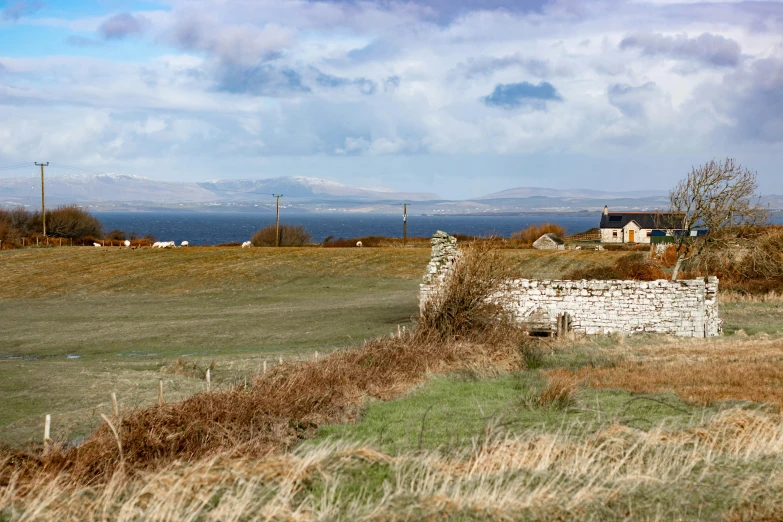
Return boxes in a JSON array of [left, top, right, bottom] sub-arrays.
[[420, 231, 722, 338]]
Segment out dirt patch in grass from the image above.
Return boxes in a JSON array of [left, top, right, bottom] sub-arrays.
[[546, 335, 783, 410]]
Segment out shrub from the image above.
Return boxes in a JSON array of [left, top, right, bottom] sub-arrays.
[[511, 223, 566, 246], [105, 229, 126, 241], [43, 205, 102, 239], [251, 224, 312, 247], [417, 240, 522, 342]]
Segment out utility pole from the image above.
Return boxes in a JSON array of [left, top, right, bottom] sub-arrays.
[[273, 194, 283, 247], [35, 162, 49, 236], [402, 203, 408, 246]]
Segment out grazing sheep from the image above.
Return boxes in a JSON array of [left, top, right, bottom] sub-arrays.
[[181, 241, 189, 247], [93, 242, 101, 247], [124, 240, 131, 247], [356, 241, 363, 247], [241, 241, 252, 248], [152, 242, 161, 248]]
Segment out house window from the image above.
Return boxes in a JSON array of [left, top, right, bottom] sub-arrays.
[[646, 231, 651, 237], [612, 231, 618, 238]]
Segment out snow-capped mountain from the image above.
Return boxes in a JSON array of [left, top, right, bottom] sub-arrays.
[[0, 174, 440, 206]]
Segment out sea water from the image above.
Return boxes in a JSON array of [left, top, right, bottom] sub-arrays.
[[94, 211, 602, 246]]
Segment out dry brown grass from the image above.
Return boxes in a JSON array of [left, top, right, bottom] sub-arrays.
[[2, 333, 523, 486], [563, 252, 666, 281], [0, 247, 431, 299], [547, 335, 783, 410], [3, 407, 783, 520]]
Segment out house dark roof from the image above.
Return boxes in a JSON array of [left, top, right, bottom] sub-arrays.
[[599, 212, 682, 230]]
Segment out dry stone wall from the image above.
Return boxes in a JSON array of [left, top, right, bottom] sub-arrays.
[[420, 232, 722, 338]]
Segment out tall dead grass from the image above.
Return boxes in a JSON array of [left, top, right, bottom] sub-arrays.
[[547, 335, 783, 410], [3, 408, 782, 520]]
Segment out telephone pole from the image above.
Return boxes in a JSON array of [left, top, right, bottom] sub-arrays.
[[402, 203, 408, 246], [35, 162, 49, 236], [273, 194, 283, 247]]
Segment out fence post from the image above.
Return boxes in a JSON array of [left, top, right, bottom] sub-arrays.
[[263, 361, 267, 374], [206, 368, 211, 391], [43, 414, 51, 456], [158, 380, 164, 406]]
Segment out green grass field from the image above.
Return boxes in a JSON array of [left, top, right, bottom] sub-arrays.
[[0, 245, 771, 448], [2, 245, 783, 520]]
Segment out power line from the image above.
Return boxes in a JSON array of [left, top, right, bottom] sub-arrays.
[[0, 162, 35, 171], [47, 163, 108, 175]]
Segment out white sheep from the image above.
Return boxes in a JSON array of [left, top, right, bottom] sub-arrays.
[[124, 240, 131, 247], [181, 241, 189, 247], [93, 242, 101, 247], [152, 242, 161, 248], [356, 241, 363, 247], [241, 241, 252, 248]]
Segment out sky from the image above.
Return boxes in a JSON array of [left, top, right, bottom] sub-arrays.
[[0, 0, 781, 199]]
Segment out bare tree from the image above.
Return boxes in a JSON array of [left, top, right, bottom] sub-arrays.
[[659, 158, 768, 281]]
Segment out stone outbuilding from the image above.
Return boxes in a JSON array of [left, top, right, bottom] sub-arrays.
[[533, 233, 565, 250]]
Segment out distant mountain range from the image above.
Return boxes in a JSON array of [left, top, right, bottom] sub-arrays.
[[0, 174, 780, 214], [0, 174, 438, 206]]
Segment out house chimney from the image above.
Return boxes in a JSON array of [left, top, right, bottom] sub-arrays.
[[603, 205, 608, 216]]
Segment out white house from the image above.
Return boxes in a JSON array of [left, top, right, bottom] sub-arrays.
[[599, 206, 682, 244]]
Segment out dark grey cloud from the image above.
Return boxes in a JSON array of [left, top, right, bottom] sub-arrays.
[[483, 81, 562, 109], [317, 0, 550, 22], [2, 0, 43, 21], [456, 54, 550, 79], [619, 32, 742, 68], [168, 15, 289, 66], [607, 82, 657, 119], [216, 64, 310, 96], [384, 76, 400, 92], [316, 71, 377, 95], [98, 13, 148, 40], [719, 55, 783, 143]]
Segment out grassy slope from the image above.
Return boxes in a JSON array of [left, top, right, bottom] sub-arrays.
[[0, 246, 626, 446], [2, 246, 783, 519], [0, 246, 764, 443]]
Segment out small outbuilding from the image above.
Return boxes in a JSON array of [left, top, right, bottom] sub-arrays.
[[533, 233, 565, 250]]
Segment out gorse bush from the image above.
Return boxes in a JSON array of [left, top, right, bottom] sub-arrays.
[[251, 224, 312, 246], [511, 223, 566, 246]]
